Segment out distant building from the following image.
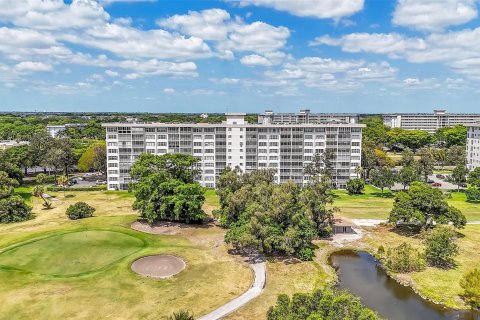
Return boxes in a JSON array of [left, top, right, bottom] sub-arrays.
[[200, 113, 209, 119], [103, 112, 365, 190], [46, 123, 87, 138], [467, 124, 480, 171], [258, 109, 359, 125], [0, 140, 29, 150], [383, 109, 480, 133]]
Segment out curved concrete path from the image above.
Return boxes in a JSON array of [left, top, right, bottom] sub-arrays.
[[197, 257, 266, 320]]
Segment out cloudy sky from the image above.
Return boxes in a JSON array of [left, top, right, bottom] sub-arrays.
[[1, 0, 480, 113]]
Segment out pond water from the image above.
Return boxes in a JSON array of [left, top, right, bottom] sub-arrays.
[[329, 251, 479, 320]]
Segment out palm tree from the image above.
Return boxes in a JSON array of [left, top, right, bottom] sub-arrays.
[[32, 185, 52, 209], [167, 310, 194, 320], [57, 175, 69, 198]]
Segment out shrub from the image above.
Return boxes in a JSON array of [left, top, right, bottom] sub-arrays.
[[167, 310, 194, 320], [0, 195, 33, 223], [466, 187, 480, 202], [66, 202, 95, 220], [385, 242, 426, 273], [460, 268, 480, 309], [346, 178, 365, 195], [425, 226, 458, 268], [297, 247, 315, 261]]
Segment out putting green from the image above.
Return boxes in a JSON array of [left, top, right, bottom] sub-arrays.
[[0, 230, 144, 276]]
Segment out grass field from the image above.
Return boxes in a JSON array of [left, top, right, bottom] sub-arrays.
[[0, 190, 252, 319], [363, 224, 480, 309], [332, 185, 480, 221]]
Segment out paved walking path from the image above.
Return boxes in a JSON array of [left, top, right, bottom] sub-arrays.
[[197, 257, 266, 320]]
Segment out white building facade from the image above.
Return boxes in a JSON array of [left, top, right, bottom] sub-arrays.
[[46, 123, 87, 138], [103, 113, 365, 190], [383, 110, 480, 133], [467, 124, 480, 171], [259, 109, 359, 125]]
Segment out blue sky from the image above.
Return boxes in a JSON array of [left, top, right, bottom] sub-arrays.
[[1, 0, 480, 113]]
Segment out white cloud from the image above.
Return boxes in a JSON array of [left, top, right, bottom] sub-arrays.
[[346, 62, 397, 81], [163, 88, 176, 94], [210, 77, 241, 84], [393, 0, 477, 32], [240, 54, 273, 66], [400, 77, 441, 89], [14, 61, 53, 73], [217, 21, 289, 54], [63, 23, 212, 60], [237, 0, 364, 19], [159, 9, 290, 55], [105, 69, 119, 77], [158, 9, 232, 41], [0, 0, 110, 30], [311, 33, 426, 57]]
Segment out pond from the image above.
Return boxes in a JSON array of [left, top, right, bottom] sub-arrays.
[[329, 251, 479, 320]]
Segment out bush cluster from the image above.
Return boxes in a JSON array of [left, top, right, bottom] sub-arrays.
[[381, 242, 426, 273], [66, 202, 95, 220]]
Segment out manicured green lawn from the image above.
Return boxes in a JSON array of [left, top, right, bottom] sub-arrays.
[[331, 185, 480, 221], [447, 192, 480, 221], [332, 185, 393, 219], [0, 193, 252, 319], [0, 230, 145, 277]]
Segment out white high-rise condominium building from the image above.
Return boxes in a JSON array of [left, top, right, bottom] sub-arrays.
[[259, 109, 359, 125], [467, 124, 480, 171], [103, 113, 365, 190], [383, 109, 480, 133]]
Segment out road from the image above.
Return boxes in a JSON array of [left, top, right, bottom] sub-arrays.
[[197, 257, 266, 320], [392, 174, 463, 191]]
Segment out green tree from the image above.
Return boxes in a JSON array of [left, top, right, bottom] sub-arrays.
[[78, 142, 106, 174], [346, 178, 365, 195], [466, 187, 480, 202], [384, 242, 426, 273], [447, 145, 467, 166], [425, 226, 459, 268], [32, 185, 52, 209], [387, 128, 434, 151], [468, 167, 480, 188], [130, 153, 206, 224], [224, 180, 317, 260], [301, 176, 337, 237], [57, 175, 69, 197], [66, 202, 95, 220], [388, 182, 466, 230], [433, 148, 447, 169], [267, 287, 380, 320], [398, 165, 420, 190], [361, 116, 390, 146], [450, 164, 468, 191], [0, 195, 32, 223], [304, 149, 335, 179], [0, 171, 19, 199], [460, 268, 480, 309], [370, 167, 395, 194], [436, 125, 467, 147], [400, 148, 415, 167], [35, 173, 48, 185], [416, 147, 435, 182]]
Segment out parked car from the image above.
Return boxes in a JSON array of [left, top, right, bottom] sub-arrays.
[[95, 180, 107, 185], [432, 182, 442, 187], [436, 174, 445, 179], [427, 179, 435, 184], [459, 183, 467, 188]]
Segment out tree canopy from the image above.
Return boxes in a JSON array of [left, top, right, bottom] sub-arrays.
[[388, 182, 466, 230], [0, 171, 32, 224], [267, 287, 380, 320], [129, 153, 206, 224]]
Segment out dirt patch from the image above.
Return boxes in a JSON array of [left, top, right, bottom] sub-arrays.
[[131, 255, 185, 279], [131, 221, 183, 235]]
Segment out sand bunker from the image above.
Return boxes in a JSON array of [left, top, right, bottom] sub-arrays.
[[131, 255, 185, 279]]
